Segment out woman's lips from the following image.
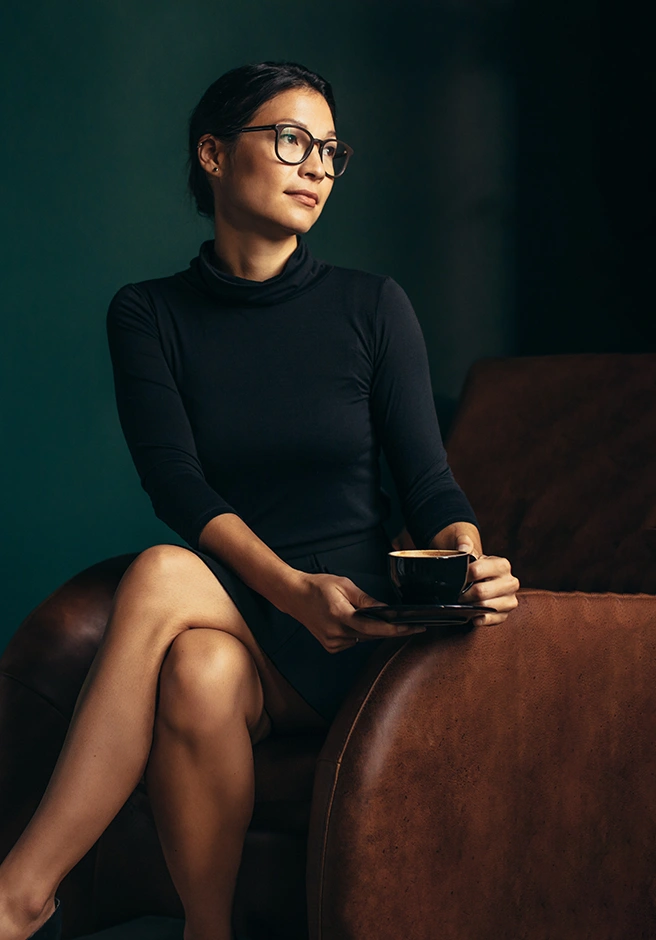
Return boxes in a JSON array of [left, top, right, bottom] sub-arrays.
[[286, 192, 318, 207]]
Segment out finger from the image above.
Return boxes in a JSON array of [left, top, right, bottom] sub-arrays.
[[471, 611, 508, 627], [345, 609, 400, 637], [337, 631, 416, 652], [396, 624, 428, 637], [356, 597, 389, 610], [456, 536, 477, 556], [471, 594, 520, 625], [350, 627, 428, 644], [346, 620, 428, 640], [462, 600, 518, 625], [467, 555, 512, 582], [462, 574, 520, 603]]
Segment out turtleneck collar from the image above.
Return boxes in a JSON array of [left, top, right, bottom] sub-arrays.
[[182, 235, 332, 307]]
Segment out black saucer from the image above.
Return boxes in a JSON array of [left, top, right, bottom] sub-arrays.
[[353, 603, 497, 625]]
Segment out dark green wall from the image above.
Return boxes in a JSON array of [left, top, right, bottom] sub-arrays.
[[0, 0, 517, 650]]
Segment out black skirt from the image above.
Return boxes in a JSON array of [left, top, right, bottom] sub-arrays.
[[185, 525, 398, 722]]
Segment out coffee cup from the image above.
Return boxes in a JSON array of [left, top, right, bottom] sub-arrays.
[[389, 549, 476, 605]]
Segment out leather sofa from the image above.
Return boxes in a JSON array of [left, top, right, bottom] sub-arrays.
[[1, 353, 655, 939]]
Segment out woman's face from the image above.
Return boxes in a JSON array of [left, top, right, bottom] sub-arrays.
[[203, 87, 337, 238]]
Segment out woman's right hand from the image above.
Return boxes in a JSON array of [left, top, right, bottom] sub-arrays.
[[278, 570, 427, 654]]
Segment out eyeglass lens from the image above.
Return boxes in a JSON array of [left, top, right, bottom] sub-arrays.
[[276, 126, 349, 177]]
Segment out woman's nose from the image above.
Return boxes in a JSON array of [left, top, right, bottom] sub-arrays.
[[301, 141, 326, 178]]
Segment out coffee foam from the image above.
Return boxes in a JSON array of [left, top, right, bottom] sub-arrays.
[[389, 549, 466, 557]]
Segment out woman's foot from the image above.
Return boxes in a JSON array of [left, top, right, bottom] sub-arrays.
[[0, 894, 59, 940]]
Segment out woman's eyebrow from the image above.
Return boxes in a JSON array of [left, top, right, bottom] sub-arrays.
[[278, 118, 338, 137]]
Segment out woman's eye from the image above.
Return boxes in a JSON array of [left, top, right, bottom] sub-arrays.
[[282, 133, 299, 145], [322, 144, 336, 157]]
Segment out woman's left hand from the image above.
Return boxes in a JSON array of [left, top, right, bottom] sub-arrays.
[[453, 534, 520, 627]]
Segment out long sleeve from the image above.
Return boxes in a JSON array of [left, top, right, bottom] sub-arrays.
[[369, 277, 479, 548], [106, 283, 237, 549]]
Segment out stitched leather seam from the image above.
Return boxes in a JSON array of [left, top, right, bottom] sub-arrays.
[[0, 671, 69, 722], [313, 758, 338, 940], [333, 639, 410, 761], [314, 638, 411, 937]]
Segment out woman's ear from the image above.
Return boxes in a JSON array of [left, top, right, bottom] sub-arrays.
[[197, 135, 227, 178]]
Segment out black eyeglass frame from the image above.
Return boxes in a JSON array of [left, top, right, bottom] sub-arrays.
[[236, 123, 354, 178]]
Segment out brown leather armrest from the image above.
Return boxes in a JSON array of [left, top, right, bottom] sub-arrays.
[[0, 554, 138, 717], [307, 589, 656, 940]]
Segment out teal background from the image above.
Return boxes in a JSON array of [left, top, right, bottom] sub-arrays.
[[3, 0, 654, 649]]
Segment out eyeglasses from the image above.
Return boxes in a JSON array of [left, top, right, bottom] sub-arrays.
[[236, 123, 354, 178]]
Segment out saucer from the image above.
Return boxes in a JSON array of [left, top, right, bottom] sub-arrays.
[[353, 603, 497, 625]]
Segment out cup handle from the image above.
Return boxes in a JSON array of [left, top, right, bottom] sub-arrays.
[[459, 554, 478, 596]]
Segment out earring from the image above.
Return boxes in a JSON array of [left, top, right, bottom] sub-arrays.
[[213, 167, 219, 173]]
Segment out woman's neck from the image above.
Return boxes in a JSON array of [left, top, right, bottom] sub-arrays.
[[211, 224, 299, 281]]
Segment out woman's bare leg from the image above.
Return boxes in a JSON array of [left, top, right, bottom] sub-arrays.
[[144, 627, 272, 940], [0, 544, 271, 940], [144, 596, 330, 940]]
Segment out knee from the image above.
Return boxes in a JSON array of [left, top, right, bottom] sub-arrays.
[[112, 544, 199, 626], [156, 628, 263, 736], [124, 543, 195, 590]]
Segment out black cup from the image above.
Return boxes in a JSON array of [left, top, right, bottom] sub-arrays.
[[389, 549, 476, 605]]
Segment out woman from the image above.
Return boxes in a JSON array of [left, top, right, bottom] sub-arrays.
[[0, 61, 519, 940]]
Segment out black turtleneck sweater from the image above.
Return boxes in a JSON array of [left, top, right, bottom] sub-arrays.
[[106, 237, 478, 554]]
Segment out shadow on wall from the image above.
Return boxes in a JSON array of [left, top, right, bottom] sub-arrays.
[[334, 1, 516, 400]]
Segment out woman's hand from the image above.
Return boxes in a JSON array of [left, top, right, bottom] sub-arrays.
[[453, 534, 520, 627], [392, 525, 520, 627], [279, 570, 427, 653]]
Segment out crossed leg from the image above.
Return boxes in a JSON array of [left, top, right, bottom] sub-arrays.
[[0, 543, 329, 940]]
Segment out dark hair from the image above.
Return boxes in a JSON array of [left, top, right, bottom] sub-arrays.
[[186, 60, 337, 219]]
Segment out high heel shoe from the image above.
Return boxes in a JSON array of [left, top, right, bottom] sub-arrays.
[[27, 897, 62, 940]]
